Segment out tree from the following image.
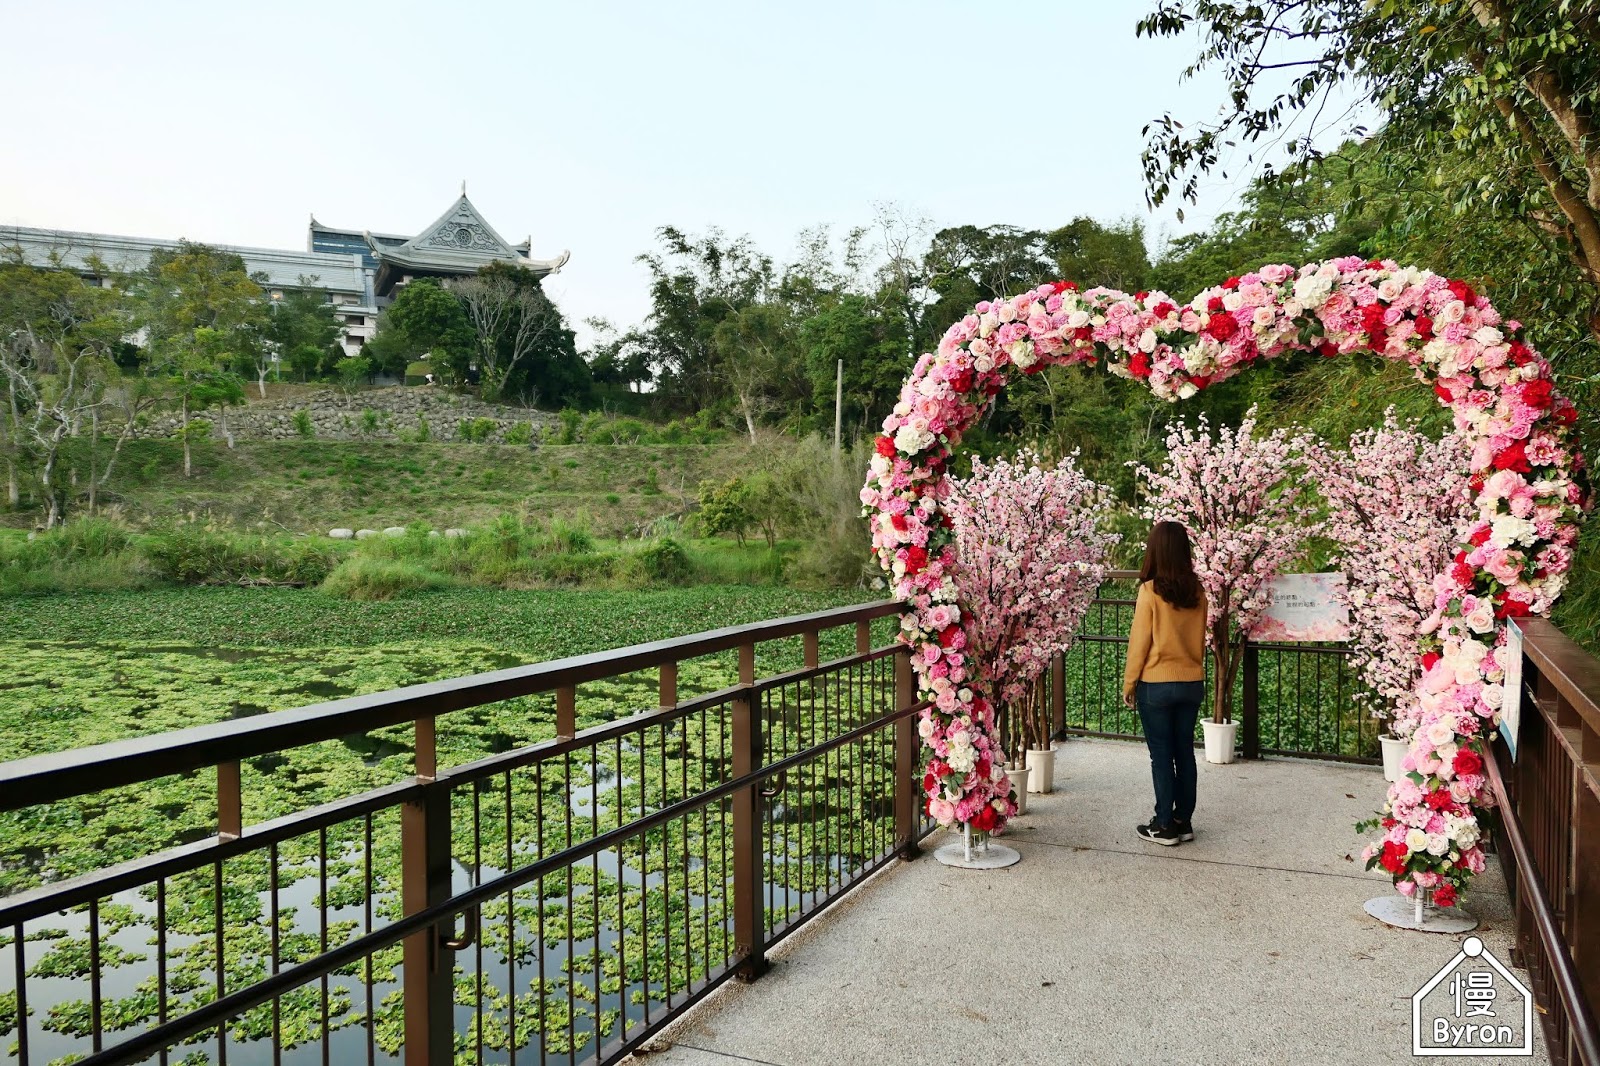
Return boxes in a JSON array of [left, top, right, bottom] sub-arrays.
[[945, 452, 1117, 764], [1135, 410, 1319, 725], [1316, 416, 1476, 736], [365, 278, 474, 383], [1046, 216, 1153, 293], [797, 293, 907, 438], [264, 282, 343, 387], [0, 262, 123, 526], [1138, 0, 1600, 336], [451, 265, 559, 402], [125, 243, 265, 477], [696, 477, 755, 545], [710, 303, 794, 441]]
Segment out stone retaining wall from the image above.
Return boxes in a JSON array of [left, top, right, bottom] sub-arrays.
[[137, 386, 557, 444]]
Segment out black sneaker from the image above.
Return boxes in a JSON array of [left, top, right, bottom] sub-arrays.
[[1136, 821, 1181, 846], [1171, 820, 1195, 842]]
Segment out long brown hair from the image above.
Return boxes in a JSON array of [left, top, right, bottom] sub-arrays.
[[1138, 520, 1202, 610]]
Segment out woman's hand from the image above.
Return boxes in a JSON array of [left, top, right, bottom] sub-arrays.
[[1122, 692, 1135, 709]]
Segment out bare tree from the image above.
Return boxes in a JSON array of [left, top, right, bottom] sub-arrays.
[[0, 327, 111, 528], [450, 274, 559, 401]]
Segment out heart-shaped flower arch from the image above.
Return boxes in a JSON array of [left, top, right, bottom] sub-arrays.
[[861, 256, 1588, 898]]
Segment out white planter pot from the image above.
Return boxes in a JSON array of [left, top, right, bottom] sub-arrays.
[[1201, 720, 1238, 764], [1380, 734, 1409, 782], [1004, 766, 1031, 815], [1024, 747, 1056, 793]]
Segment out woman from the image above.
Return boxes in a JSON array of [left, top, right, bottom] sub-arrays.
[[1122, 521, 1208, 847]]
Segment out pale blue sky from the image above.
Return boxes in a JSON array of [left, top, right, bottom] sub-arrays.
[[0, 1, 1333, 345]]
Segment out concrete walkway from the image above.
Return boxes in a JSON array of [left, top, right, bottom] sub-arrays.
[[634, 738, 1548, 1066]]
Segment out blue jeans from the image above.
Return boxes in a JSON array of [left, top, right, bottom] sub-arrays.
[[1137, 680, 1204, 827]]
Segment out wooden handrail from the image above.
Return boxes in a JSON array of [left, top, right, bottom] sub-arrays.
[[1518, 617, 1600, 740]]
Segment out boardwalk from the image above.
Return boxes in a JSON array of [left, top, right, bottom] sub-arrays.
[[636, 738, 1547, 1066]]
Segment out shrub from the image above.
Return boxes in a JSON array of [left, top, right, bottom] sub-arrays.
[[320, 557, 451, 600], [639, 537, 691, 584], [505, 421, 535, 446], [537, 551, 618, 585], [292, 410, 314, 438], [557, 408, 582, 444], [143, 525, 336, 586], [549, 517, 593, 555], [415, 414, 432, 443], [457, 417, 498, 443], [360, 409, 380, 436]]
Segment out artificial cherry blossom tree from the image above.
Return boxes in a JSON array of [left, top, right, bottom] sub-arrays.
[[1314, 413, 1474, 738], [1134, 409, 1318, 725], [945, 451, 1117, 765]]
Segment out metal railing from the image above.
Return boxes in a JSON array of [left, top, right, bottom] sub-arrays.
[[1047, 571, 1373, 761], [1490, 618, 1600, 1066], [0, 603, 925, 1066]]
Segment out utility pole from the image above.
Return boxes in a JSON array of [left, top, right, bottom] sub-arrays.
[[833, 358, 843, 458]]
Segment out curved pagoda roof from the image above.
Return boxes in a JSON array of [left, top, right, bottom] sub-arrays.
[[366, 194, 569, 286]]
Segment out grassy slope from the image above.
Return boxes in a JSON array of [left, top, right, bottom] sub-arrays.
[[19, 437, 764, 537]]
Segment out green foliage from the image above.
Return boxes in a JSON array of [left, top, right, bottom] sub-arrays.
[[336, 356, 371, 392], [320, 556, 452, 600], [365, 279, 475, 382], [291, 409, 314, 438], [638, 537, 692, 584], [265, 285, 343, 380], [557, 408, 581, 444], [504, 421, 535, 446], [456, 417, 499, 443], [695, 477, 755, 545], [142, 524, 336, 586], [360, 409, 380, 436]]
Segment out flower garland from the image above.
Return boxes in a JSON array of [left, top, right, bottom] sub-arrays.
[[861, 258, 1587, 905]]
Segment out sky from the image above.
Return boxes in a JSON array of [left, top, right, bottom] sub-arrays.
[[0, 1, 1314, 347]]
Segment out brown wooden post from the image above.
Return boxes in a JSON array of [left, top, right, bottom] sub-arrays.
[[803, 630, 820, 669], [1050, 652, 1066, 739], [893, 649, 921, 861], [414, 718, 437, 782], [855, 620, 871, 655], [1241, 644, 1260, 760], [658, 662, 678, 711], [401, 782, 454, 1066], [731, 642, 767, 981], [1571, 699, 1600, 1015], [556, 685, 576, 740], [217, 761, 242, 841]]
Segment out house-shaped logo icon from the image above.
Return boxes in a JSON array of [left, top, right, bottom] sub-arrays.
[[1412, 935, 1534, 1057]]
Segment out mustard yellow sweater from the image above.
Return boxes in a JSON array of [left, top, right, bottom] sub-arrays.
[[1122, 580, 1208, 698]]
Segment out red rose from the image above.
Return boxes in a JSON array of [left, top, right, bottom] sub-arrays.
[[1434, 382, 1457, 404], [1318, 341, 1339, 358], [889, 513, 908, 533], [1469, 526, 1491, 546], [1508, 342, 1534, 367], [1415, 315, 1434, 340], [1380, 841, 1409, 874], [1051, 280, 1077, 294], [975, 755, 991, 780], [1433, 883, 1458, 908], [950, 369, 974, 394], [1072, 326, 1094, 343], [1452, 747, 1484, 777], [970, 804, 999, 832], [1421, 651, 1441, 673], [1361, 303, 1388, 334], [1365, 258, 1385, 270], [1190, 374, 1213, 390], [1206, 312, 1238, 341], [1554, 402, 1577, 425], [1151, 301, 1176, 319], [1425, 789, 1455, 811], [903, 546, 928, 574], [1449, 561, 1475, 587], [922, 772, 937, 794], [937, 625, 960, 648], [1495, 596, 1532, 620], [1135, 291, 1148, 301], [1492, 440, 1532, 473], [1520, 378, 1553, 409], [1206, 296, 1225, 313], [1223, 276, 1240, 290], [1128, 352, 1152, 379], [875, 435, 896, 458], [1447, 279, 1478, 305]]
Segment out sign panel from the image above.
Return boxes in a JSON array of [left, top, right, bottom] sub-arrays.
[[1500, 620, 1523, 761], [1250, 573, 1352, 643]]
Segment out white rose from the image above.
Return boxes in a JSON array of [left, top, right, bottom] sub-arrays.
[[978, 311, 997, 337], [1138, 328, 1157, 353], [1177, 382, 1198, 399], [1425, 720, 1456, 747], [1405, 828, 1428, 851], [1222, 291, 1245, 311], [1473, 326, 1504, 347], [1068, 309, 1090, 329], [1481, 683, 1504, 709], [1252, 306, 1276, 330], [1426, 833, 1450, 856]]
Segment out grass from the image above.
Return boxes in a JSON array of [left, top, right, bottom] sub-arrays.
[[9, 438, 762, 536]]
